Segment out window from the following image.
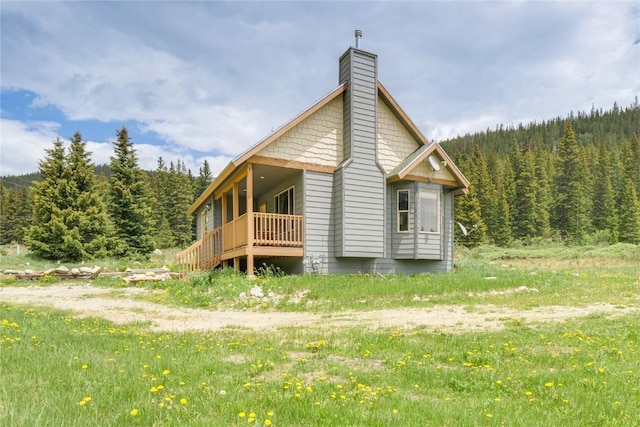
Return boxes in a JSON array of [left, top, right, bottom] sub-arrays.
[[275, 186, 295, 214], [397, 190, 409, 232], [419, 190, 440, 233]]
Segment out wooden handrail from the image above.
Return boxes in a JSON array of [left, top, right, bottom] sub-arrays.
[[176, 213, 303, 274]]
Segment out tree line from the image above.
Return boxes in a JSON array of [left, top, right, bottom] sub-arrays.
[[0, 126, 213, 261], [444, 101, 640, 247]]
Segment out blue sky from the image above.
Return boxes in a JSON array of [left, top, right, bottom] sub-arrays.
[[1, 1, 638, 177]]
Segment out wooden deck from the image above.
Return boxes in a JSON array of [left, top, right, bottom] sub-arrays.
[[177, 213, 303, 276]]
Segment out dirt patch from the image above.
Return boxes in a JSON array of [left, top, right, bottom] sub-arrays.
[[0, 284, 637, 333]]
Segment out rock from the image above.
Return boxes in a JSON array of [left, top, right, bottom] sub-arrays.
[[24, 269, 35, 276], [3, 269, 19, 275], [412, 295, 421, 302], [79, 267, 94, 274], [146, 271, 156, 277], [153, 249, 163, 255], [70, 268, 81, 276], [250, 286, 264, 299], [44, 268, 56, 275], [55, 266, 70, 274]]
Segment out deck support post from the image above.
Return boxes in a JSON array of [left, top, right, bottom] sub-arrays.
[[246, 163, 255, 278]]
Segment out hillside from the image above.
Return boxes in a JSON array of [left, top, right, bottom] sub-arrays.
[[440, 101, 640, 246]]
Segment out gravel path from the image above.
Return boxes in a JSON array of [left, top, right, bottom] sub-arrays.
[[0, 285, 636, 333]]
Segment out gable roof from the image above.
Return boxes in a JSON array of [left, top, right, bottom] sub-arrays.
[[387, 142, 470, 194], [188, 84, 347, 215], [189, 80, 469, 215]]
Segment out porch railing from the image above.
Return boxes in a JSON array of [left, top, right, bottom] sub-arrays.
[[254, 213, 303, 246], [176, 213, 303, 275], [176, 226, 222, 276]]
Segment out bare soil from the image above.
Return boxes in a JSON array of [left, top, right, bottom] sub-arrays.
[[0, 284, 636, 333]]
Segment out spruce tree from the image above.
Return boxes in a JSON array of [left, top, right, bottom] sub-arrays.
[[108, 126, 155, 256], [0, 186, 31, 244], [592, 140, 619, 242], [617, 179, 640, 244], [512, 149, 539, 240], [25, 138, 79, 259], [149, 157, 175, 249], [454, 185, 487, 248], [67, 132, 114, 257], [195, 159, 213, 198], [486, 153, 512, 246], [165, 160, 195, 247], [553, 120, 591, 243]]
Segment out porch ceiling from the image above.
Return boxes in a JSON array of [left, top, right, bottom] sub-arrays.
[[245, 163, 300, 196]]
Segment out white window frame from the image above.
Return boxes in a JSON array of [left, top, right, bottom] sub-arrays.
[[274, 186, 295, 215], [397, 189, 410, 233], [200, 209, 209, 235], [418, 189, 440, 234]]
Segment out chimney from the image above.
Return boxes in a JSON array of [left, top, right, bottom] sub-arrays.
[[355, 29, 362, 48]]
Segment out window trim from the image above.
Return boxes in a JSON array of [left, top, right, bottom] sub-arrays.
[[274, 186, 295, 215], [418, 189, 440, 234], [397, 189, 410, 233], [200, 208, 209, 235]]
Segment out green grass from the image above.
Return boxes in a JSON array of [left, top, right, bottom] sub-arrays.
[[1, 304, 639, 426], [1, 242, 639, 425]]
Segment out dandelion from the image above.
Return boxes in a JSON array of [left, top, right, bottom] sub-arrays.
[[264, 420, 272, 426], [239, 412, 246, 418], [267, 411, 274, 416], [525, 391, 532, 396], [180, 398, 187, 405], [81, 364, 88, 370], [163, 369, 170, 375], [545, 382, 554, 388], [486, 413, 493, 418], [392, 408, 399, 414], [130, 409, 139, 416]]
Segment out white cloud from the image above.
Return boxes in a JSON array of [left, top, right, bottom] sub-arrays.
[[0, 118, 231, 176], [0, 119, 60, 176], [1, 1, 638, 177]]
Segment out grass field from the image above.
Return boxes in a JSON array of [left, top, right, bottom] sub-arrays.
[[1, 243, 639, 426]]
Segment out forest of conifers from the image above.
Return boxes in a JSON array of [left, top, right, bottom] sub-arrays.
[[1, 101, 639, 259], [442, 101, 640, 246]]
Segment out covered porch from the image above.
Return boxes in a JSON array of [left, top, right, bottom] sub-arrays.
[[177, 163, 304, 276]]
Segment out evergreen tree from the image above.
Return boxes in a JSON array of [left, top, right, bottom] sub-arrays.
[[592, 140, 619, 242], [617, 179, 640, 244], [512, 148, 539, 240], [165, 160, 194, 247], [454, 184, 487, 248], [0, 186, 31, 244], [108, 126, 155, 256], [532, 142, 552, 237], [552, 120, 591, 243], [486, 152, 512, 246], [66, 132, 114, 257], [25, 138, 79, 259], [195, 159, 213, 198], [149, 157, 175, 249]]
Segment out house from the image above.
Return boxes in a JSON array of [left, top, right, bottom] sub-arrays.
[[177, 38, 469, 276]]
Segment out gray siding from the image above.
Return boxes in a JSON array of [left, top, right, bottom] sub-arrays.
[[337, 48, 385, 258], [303, 171, 334, 274], [390, 182, 416, 259], [415, 183, 444, 260]]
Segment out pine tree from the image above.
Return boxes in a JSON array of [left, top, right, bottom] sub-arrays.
[[67, 132, 114, 257], [553, 120, 591, 243], [617, 179, 640, 244], [25, 138, 79, 259], [108, 126, 155, 256], [512, 148, 539, 240], [149, 157, 175, 249], [454, 184, 487, 248], [165, 160, 194, 247], [486, 153, 512, 246], [0, 186, 31, 244], [592, 140, 619, 242], [195, 159, 213, 198], [532, 142, 552, 237]]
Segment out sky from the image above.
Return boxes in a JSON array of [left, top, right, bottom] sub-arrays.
[[1, 1, 639, 178]]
